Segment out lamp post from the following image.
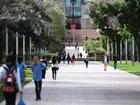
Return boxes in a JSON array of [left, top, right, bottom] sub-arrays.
[[70, 0, 76, 44], [71, 0, 76, 24]]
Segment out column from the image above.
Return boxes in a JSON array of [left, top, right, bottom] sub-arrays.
[[6, 27, 8, 56], [111, 41, 113, 60], [115, 40, 117, 55], [132, 37, 134, 66], [73, 29, 74, 44], [16, 32, 19, 62], [125, 39, 128, 64], [23, 35, 26, 63], [29, 37, 32, 62], [120, 40, 122, 64]]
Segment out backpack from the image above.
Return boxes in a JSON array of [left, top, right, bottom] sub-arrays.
[[2, 66, 17, 93]]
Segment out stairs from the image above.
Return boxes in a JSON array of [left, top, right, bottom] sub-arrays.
[[65, 46, 87, 58]]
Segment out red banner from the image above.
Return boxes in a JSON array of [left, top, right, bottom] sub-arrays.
[[70, 24, 76, 29]]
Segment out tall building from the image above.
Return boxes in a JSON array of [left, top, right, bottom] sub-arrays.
[[54, 0, 100, 44]]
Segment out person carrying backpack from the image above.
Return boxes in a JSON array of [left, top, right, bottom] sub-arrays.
[[16, 57, 26, 87], [0, 55, 22, 105]]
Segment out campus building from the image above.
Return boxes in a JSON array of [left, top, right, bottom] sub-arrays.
[[54, 0, 100, 45]]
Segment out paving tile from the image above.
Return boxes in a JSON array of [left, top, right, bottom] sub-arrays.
[[1, 61, 140, 105]]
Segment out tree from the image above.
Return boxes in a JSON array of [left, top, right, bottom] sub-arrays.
[[0, 0, 52, 62], [47, 5, 65, 40], [84, 38, 105, 59]]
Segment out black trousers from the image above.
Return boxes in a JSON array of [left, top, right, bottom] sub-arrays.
[[34, 81, 42, 99], [52, 67, 57, 80], [3, 92, 16, 105], [86, 63, 88, 68], [42, 70, 46, 79]]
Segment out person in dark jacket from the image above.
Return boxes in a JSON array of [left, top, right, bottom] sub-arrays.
[[113, 55, 117, 70], [52, 56, 59, 80], [67, 53, 71, 64], [84, 58, 89, 68], [40, 56, 47, 79]]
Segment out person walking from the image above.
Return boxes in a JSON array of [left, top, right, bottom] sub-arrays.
[[16, 57, 26, 87], [51, 56, 59, 80], [113, 55, 117, 70], [62, 54, 66, 64], [31, 56, 43, 101], [67, 53, 71, 64], [71, 54, 75, 64], [40, 56, 47, 79], [103, 53, 109, 71], [0, 55, 22, 105], [84, 58, 89, 68]]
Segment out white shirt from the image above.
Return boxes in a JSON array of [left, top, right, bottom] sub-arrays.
[[104, 55, 108, 63]]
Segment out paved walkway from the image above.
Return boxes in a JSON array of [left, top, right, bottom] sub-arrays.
[[1, 61, 140, 105]]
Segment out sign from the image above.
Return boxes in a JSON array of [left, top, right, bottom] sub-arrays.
[[70, 24, 76, 29]]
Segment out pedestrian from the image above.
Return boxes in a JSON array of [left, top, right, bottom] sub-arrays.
[[103, 53, 109, 71], [0, 55, 22, 105], [67, 53, 71, 64], [80, 53, 82, 58], [84, 58, 89, 68], [40, 56, 47, 79], [62, 54, 66, 64], [113, 55, 117, 70], [71, 54, 75, 64], [52, 56, 59, 80], [16, 57, 26, 87], [31, 56, 42, 101]]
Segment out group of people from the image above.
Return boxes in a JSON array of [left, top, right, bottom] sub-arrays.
[[103, 53, 118, 71], [66, 53, 76, 64], [0, 55, 48, 105], [0, 52, 118, 105], [0, 55, 25, 105]]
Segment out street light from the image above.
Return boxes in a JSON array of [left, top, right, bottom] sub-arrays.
[[71, 0, 76, 24], [70, 0, 76, 44]]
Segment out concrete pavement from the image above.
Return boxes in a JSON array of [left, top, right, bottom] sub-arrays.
[[1, 61, 140, 105]]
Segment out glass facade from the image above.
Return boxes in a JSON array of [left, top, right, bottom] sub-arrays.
[[65, 0, 81, 17]]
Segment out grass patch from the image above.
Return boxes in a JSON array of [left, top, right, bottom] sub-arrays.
[[109, 61, 140, 76]]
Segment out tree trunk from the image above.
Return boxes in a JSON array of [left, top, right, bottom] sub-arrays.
[[0, 30, 4, 64], [136, 45, 139, 62], [136, 39, 140, 62]]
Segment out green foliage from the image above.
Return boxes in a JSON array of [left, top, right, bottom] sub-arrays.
[[117, 24, 131, 39], [109, 61, 140, 76], [46, 36, 64, 53], [47, 5, 65, 40], [84, 38, 105, 53]]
